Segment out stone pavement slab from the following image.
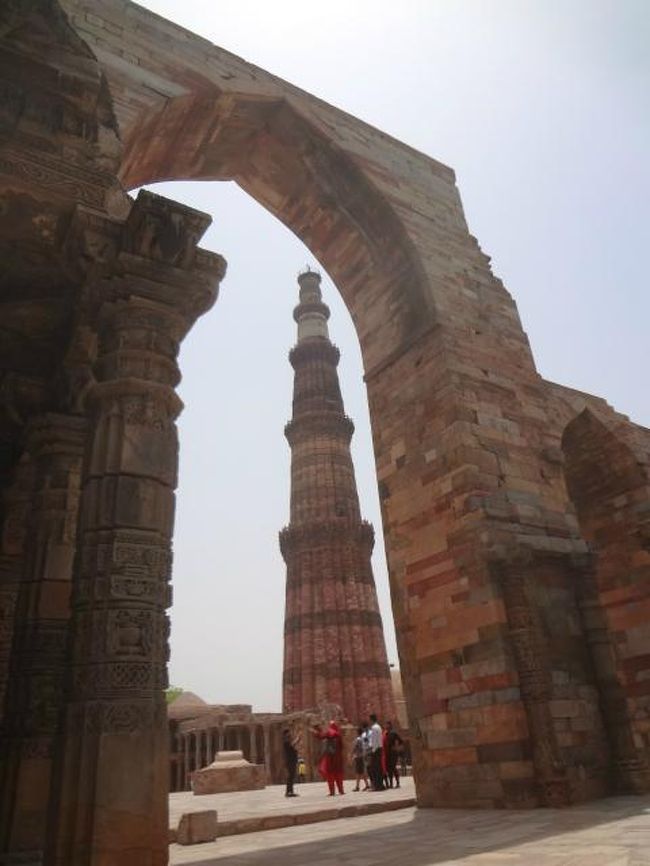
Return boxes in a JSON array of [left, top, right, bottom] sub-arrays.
[[170, 778, 415, 838], [170, 793, 650, 865]]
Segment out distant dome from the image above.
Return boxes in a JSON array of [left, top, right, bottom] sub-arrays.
[[167, 691, 210, 721], [171, 691, 207, 708]]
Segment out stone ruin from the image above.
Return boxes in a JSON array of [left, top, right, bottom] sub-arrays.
[[0, 1, 648, 864], [191, 751, 265, 796]]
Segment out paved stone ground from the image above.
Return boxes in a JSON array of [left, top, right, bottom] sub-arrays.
[[170, 778, 415, 836], [170, 792, 650, 865]]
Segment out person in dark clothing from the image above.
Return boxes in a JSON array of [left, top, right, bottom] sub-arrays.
[[283, 728, 299, 797], [384, 720, 404, 788]]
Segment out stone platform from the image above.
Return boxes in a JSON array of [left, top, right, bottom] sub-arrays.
[[169, 777, 415, 840], [170, 791, 650, 864], [191, 750, 265, 795]]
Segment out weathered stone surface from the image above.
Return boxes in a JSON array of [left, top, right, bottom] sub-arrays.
[[0, 414, 85, 857], [191, 751, 265, 795], [176, 811, 217, 846], [0, 0, 649, 863]]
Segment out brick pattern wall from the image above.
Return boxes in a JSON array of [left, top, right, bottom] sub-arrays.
[[56, 0, 650, 810], [281, 274, 395, 724], [563, 409, 650, 791]]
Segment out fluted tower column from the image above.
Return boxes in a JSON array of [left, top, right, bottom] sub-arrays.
[[280, 270, 395, 723]]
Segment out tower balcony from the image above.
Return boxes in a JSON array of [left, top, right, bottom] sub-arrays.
[[288, 340, 340, 369], [284, 411, 354, 445], [279, 519, 374, 559]]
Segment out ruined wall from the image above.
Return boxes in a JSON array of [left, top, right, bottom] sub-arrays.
[[56, 0, 650, 809], [1, 5, 650, 865]]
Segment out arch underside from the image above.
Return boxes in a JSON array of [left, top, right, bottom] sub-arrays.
[[118, 91, 434, 373]]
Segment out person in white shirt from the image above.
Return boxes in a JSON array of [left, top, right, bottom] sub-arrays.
[[368, 713, 385, 790]]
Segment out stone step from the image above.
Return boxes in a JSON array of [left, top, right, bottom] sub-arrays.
[[169, 783, 416, 844]]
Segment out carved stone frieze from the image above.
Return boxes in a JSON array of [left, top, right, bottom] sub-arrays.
[[108, 609, 155, 658], [279, 520, 374, 558], [0, 149, 109, 208], [122, 189, 212, 268], [79, 699, 156, 734], [75, 530, 172, 607]]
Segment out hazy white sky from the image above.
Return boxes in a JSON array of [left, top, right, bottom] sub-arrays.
[[131, 0, 649, 710]]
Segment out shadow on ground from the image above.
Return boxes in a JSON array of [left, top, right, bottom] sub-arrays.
[[172, 794, 650, 865]]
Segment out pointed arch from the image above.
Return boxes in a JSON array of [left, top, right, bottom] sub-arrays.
[[117, 91, 434, 373]]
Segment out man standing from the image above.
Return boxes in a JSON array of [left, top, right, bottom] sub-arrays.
[[368, 713, 384, 790], [282, 729, 299, 797], [384, 720, 404, 788]]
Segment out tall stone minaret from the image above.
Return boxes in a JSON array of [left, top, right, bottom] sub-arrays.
[[280, 270, 396, 723]]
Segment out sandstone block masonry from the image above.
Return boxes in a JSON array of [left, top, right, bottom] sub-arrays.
[[191, 751, 266, 795], [1, 0, 649, 864]]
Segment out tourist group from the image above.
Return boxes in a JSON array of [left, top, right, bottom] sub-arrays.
[[282, 714, 404, 797]]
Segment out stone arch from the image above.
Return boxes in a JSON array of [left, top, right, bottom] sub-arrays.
[[5, 2, 650, 861], [118, 92, 434, 373], [560, 408, 650, 792], [563, 407, 647, 498]]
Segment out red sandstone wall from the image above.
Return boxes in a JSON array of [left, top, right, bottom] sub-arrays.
[[57, 0, 650, 807]]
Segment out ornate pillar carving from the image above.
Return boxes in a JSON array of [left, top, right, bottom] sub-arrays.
[[0, 415, 85, 860], [45, 299, 183, 865], [45, 192, 226, 866], [575, 556, 650, 792], [0, 456, 35, 726], [491, 556, 571, 807]]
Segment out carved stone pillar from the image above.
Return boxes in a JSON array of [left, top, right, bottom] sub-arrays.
[[44, 299, 183, 865], [262, 726, 271, 783], [492, 558, 571, 807], [44, 190, 224, 865], [576, 557, 650, 792], [46, 314, 196, 862], [183, 735, 190, 790], [194, 731, 201, 770], [0, 456, 35, 726], [218, 728, 224, 752], [206, 728, 213, 764], [250, 725, 258, 764], [0, 415, 84, 860]]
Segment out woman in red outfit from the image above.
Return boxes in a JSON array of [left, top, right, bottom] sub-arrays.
[[312, 721, 345, 796]]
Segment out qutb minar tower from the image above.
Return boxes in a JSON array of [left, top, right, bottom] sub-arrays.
[[280, 270, 396, 723]]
